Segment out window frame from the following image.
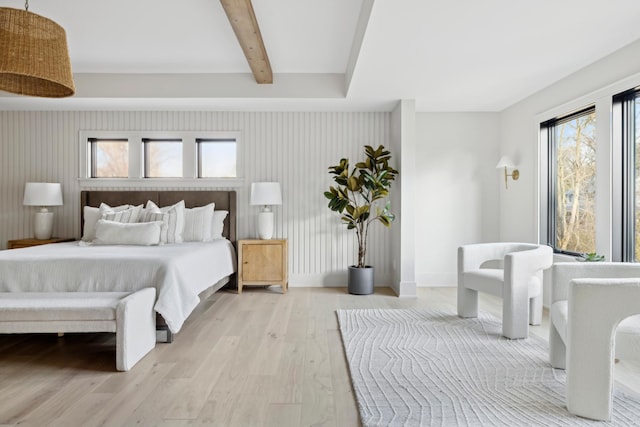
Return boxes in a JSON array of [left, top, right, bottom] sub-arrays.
[[541, 105, 597, 257], [613, 88, 640, 261], [79, 131, 243, 188]]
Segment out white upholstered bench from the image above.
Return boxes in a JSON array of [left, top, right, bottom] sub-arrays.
[[0, 288, 156, 371]]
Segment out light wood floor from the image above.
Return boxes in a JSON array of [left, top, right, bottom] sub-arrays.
[[2, 286, 640, 426]]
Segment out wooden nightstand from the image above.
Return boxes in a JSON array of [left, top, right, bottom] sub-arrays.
[[238, 239, 288, 294], [8, 237, 75, 249]]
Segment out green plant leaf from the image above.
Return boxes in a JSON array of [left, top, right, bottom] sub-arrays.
[[378, 215, 392, 227], [347, 176, 360, 191]]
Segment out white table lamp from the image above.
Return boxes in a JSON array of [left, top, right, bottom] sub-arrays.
[[23, 182, 63, 240], [250, 182, 282, 240]]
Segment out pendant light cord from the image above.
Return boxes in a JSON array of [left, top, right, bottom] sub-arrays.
[[24, 0, 28, 11]]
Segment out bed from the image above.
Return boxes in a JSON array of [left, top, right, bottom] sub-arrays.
[[0, 190, 237, 339]]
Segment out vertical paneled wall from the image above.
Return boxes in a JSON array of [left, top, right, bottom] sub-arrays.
[[0, 111, 392, 285]]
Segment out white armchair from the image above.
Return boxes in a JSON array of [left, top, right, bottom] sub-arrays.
[[550, 262, 640, 421], [457, 242, 553, 339]]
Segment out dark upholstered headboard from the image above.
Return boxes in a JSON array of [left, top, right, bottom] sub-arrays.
[[80, 190, 237, 244]]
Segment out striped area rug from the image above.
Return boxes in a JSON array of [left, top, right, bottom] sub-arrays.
[[337, 309, 640, 426]]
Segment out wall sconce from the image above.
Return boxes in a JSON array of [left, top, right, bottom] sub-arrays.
[[496, 156, 519, 189]]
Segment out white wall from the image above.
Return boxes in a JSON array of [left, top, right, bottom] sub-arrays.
[[0, 110, 393, 287], [389, 100, 417, 297], [415, 113, 500, 286]]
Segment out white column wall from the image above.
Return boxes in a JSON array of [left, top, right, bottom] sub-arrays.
[[390, 100, 417, 296]]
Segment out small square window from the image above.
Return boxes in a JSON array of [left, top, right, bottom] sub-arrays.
[[90, 139, 128, 178], [143, 139, 183, 178], [197, 139, 237, 178]]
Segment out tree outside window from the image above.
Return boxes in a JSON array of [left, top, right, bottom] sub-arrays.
[[548, 109, 596, 254], [91, 139, 128, 178]]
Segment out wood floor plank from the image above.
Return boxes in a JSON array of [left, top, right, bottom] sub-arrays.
[[301, 320, 336, 426], [120, 377, 186, 426], [47, 393, 113, 427], [85, 362, 175, 427], [328, 329, 359, 426], [14, 369, 111, 425], [269, 341, 305, 404], [163, 335, 240, 420], [300, 374, 336, 427], [265, 403, 302, 427]]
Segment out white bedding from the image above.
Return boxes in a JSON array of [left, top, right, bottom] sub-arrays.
[[0, 240, 236, 333]]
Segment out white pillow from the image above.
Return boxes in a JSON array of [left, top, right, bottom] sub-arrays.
[[139, 211, 169, 240], [183, 203, 215, 242], [211, 210, 228, 239], [145, 200, 185, 243], [101, 204, 142, 223], [82, 203, 130, 242], [93, 219, 162, 246]]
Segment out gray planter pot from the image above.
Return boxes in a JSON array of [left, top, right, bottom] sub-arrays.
[[348, 266, 374, 295]]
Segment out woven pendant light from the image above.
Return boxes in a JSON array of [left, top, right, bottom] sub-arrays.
[[0, 6, 75, 98]]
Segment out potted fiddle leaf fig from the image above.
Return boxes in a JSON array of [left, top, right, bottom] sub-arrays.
[[324, 145, 398, 294]]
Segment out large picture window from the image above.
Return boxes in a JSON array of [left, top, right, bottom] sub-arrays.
[[542, 107, 597, 255], [614, 88, 640, 261]]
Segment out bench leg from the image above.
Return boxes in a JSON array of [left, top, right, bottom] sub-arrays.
[[116, 288, 156, 371]]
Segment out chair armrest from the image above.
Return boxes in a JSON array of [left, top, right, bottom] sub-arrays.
[[505, 245, 553, 279], [459, 242, 520, 272]]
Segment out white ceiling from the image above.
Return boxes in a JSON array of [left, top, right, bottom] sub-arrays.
[[1, 0, 640, 111]]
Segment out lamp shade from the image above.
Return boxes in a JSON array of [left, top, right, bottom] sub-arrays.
[[23, 182, 63, 206], [250, 182, 282, 206], [496, 155, 515, 169], [0, 7, 75, 98]]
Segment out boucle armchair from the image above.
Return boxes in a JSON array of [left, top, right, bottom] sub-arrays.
[[457, 242, 553, 339], [550, 262, 640, 421]]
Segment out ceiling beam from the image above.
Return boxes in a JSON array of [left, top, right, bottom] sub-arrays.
[[220, 0, 273, 84]]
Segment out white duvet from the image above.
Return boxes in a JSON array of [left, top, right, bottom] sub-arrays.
[[0, 240, 236, 333]]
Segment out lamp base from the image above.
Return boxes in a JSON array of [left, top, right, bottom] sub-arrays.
[[34, 209, 54, 240], [257, 210, 274, 240]]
